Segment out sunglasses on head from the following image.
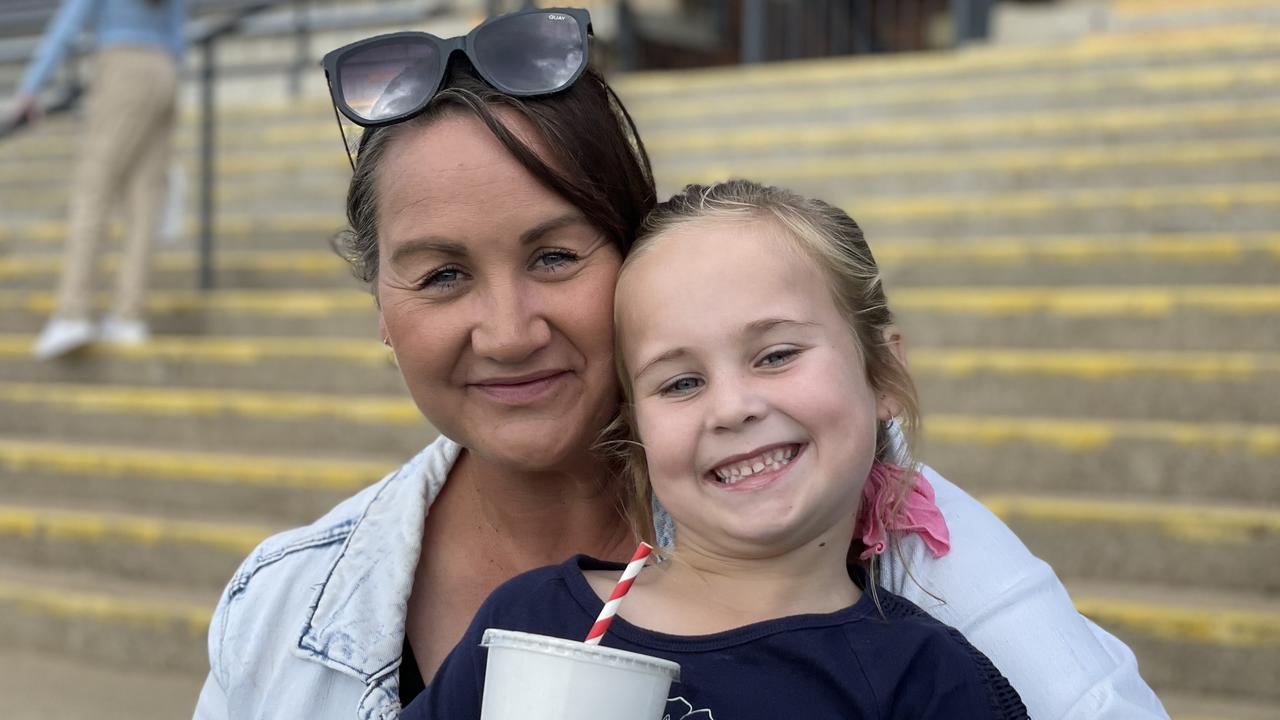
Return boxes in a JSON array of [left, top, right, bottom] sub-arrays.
[[321, 6, 593, 169]]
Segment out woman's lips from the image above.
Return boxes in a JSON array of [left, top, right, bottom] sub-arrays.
[[471, 371, 570, 405]]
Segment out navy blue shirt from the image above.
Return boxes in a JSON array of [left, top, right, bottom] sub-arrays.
[[403, 555, 1026, 719]]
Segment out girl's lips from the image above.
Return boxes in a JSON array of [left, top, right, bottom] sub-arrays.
[[471, 371, 570, 405], [705, 443, 807, 492]]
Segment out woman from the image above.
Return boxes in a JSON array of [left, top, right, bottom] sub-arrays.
[[194, 8, 1167, 719], [14, 0, 186, 359]]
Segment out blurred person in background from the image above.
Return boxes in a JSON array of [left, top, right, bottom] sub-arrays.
[[11, 0, 186, 360]]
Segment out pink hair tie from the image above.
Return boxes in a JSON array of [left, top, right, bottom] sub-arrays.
[[853, 462, 951, 561]]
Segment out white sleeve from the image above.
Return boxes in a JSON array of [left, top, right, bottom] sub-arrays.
[[881, 465, 1169, 720]]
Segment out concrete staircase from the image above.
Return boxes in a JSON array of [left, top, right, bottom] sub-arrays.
[[0, 0, 1277, 717]]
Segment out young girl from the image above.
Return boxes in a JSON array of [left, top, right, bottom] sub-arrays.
[[402, 180, 1027, 719]]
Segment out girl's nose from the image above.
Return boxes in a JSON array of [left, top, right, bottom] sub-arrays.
[[470, 281, 552, 364], [707, 377, 769, 432]]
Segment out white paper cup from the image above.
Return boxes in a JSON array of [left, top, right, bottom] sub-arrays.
[[479, 628, 681, 720]]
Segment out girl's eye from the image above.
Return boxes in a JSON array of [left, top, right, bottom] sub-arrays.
[[416, 265, 467, 291], [659, 376, 704, 397], [531, 249, 581, 272], [759, 348, 801, 368]]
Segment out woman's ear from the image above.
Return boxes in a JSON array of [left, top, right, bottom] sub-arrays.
[[875, 325, 908, 421]]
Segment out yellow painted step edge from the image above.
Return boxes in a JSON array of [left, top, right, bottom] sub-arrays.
[[0, 438, 387, 490], [0, 581, 210, 636], [0, 382, 420, 425], [3, 233, 1278, 273], [0, 384, 1276, 455], [1, 577, 1274, 649], [0, 505, 272, 556], [2, 285, 1277, 317], [1, 337, 1276, 382], [927, 415, 1280, 454], [981, 495, 1280, 544], [0, 496, 1271, 559]]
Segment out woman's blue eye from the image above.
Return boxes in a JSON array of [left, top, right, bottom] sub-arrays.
[[661, 376, 704, 396], [417, 266, 465, 290], [533, 249, 580, 271]]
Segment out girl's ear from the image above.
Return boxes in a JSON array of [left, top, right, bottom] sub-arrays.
[[875, 325, 908, 421]]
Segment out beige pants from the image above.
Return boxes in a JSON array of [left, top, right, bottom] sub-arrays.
[[55, 46, 178, 323]]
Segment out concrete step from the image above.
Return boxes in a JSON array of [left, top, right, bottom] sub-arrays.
[[1075, 581, 1280, 704], [0, 648, 204, 720], [0, 378, 1272, 500], [0, 561, 214, 675], [0, 289, 379, 337], [9, 138, 1280, 219], [988, 494, 1280, 594], [1, 334, 1272, 423], [924, 414, 1278, 503], [0, 381, 429, 457], [1111, 0, 1280, 31], [0, 502, 276, 590], [892, 285, 1280, 351], [2, 285, 1277, 349], [1160, 691, 1280, 720], [7, 178, 1280, 245], [0, 333, 402, 394], [613, 24, 1280, 99], [4, 22, 1276, 160], [915, 348, 1280, 424], [0, 437, 389, 525], [5, 233, 1279, 289], [0, 250, 360, 291]]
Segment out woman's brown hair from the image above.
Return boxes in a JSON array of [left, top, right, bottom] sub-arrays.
[[333, 62, 656, 292]]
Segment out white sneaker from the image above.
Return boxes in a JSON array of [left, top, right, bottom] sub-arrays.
[[31, 318, 96, 360], [98, 316, 150, 346]]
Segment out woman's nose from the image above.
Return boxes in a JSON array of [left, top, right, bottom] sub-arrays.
[[470, 281, 552, 364]]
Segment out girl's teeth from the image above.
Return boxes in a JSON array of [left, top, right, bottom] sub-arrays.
[[712, 446, 800, 483]]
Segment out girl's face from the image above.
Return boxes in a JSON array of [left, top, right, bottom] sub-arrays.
[[616, 219, 896, 559], [375, 114, 623, 472]]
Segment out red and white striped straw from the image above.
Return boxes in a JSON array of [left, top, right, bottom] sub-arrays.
[[584, 541, 653, 645]]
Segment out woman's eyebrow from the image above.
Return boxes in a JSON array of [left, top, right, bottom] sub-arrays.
[[521, 213, 588, 245], [388, 237, 467, 265]]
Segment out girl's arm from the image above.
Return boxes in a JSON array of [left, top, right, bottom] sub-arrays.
[[882, 465, 1169, 720]]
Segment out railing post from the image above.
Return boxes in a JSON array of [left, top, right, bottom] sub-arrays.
[[741, 0, 766, 64], [198, 37, 216, 291], [290, 0, 310, 97]]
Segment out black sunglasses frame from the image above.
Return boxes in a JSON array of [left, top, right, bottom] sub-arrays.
[[321, 6, 593, 132]]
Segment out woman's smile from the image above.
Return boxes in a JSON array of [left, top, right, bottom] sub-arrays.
[[469, 369, 572, 406]]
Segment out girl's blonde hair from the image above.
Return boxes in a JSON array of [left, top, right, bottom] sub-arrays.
[[601, 179, 922, 577]]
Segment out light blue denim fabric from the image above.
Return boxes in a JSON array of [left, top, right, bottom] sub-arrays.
[[20, 0, 186, 95], [194, 434, 1167, 719]]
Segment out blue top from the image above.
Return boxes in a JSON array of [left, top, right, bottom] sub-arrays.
[[20, 0, 187, 95], [403, 555, 1027, 719]]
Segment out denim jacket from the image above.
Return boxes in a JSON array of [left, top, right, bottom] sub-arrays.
[[193, 435, 1167, 719]]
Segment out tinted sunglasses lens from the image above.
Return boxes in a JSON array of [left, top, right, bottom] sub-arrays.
[[338, 40, 440, 122], [473, 11, 585, 94]]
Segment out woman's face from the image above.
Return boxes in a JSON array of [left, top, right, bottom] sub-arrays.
[[375, 113, 623, 472]]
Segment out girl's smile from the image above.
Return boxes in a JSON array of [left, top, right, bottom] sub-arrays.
[[706, 442, 805, 489]]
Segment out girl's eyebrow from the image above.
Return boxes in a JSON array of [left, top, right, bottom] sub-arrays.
[[631, 318, 818, 382]]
